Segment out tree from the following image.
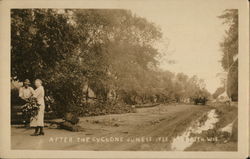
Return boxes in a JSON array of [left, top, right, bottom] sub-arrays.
[[12, 9, 212, 117], [73, 9, 162, 104], [11, 9, 79, 82], [218, 9, 238, 101], [11, 9, 82, 115], [11, 9, 164, 115]]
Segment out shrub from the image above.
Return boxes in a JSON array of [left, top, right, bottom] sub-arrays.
[[68, 101, 136, 117], [11, 88, 20, 105]]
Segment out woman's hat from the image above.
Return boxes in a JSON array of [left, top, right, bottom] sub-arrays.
[[23, 79, 31, 85]]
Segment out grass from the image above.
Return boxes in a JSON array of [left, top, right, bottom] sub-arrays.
[[186, 104, 238, 151], [214, 104, 238, 129]]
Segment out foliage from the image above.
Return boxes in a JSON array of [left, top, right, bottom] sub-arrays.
[[11, 9, 82, 116], [195, 105, 238, 143], [11, 9, 211, 117], [68, 101, 136, 117], [73, 9, 162, 102], [11, 9, 80, 82], [11, 88, 20, 105], [218, 9, 238, 101], [215, 104, 237, 129], [21, 97, 40, 123]]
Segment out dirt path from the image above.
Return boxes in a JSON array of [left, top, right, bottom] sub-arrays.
[[11, 104, 212, 150]]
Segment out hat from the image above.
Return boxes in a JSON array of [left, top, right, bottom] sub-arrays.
[[23, 79, 31, 85]]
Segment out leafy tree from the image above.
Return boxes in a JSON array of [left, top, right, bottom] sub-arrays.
[[11, 9, 82, 115], [11, 9, 79, 82], [11, 9, 164, 115], [218, 9, 238, 101], [218, 9, 238, 70], [73, 9, 162, 104], [11, 9, 213, 117]]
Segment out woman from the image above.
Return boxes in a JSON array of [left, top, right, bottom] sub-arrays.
[[19, 79, 35, 125], [19, 79, 34, 102], [30, 79, 45, 136]]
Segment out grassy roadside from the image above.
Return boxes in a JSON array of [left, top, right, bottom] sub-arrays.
[[185, 104, 238, 151]]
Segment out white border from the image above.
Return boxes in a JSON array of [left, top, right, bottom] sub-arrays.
[[0, 0, 249, 158]]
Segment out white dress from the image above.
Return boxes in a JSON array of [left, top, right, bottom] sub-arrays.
[[30, 86, 45, 127]]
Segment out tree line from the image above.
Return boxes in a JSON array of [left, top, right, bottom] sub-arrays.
[[11, 9, 210, 116], [213, 9, 238, 101]]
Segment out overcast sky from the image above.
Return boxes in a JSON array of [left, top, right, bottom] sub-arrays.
[[128, 0, 239, 93]]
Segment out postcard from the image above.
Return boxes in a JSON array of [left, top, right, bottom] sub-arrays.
[[0, 0, 249, 158]]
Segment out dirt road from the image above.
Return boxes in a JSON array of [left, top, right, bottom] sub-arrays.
[[11, 104, 213, 150]]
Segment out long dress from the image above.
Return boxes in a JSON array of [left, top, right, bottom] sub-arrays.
[[30, 86, 45, 127]]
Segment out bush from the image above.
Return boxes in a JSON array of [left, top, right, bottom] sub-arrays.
[[68, 101, 136, 117], [215, 105, 237, 129], [11, 88, 20, 105]]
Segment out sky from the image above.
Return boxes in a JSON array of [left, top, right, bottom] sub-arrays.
[[127, 0, 239, 93]]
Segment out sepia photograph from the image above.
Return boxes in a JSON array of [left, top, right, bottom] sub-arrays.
[[10, 3, 239, 151], [0, 0, 249, 158]]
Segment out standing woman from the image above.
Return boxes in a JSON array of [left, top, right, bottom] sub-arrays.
[[30, 79, 45, 136]]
